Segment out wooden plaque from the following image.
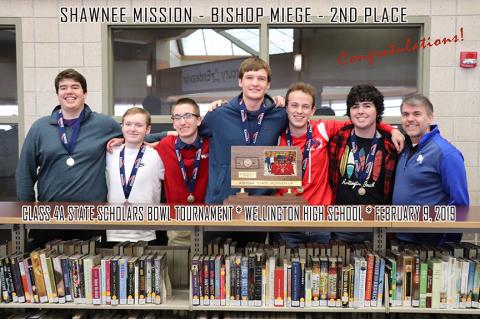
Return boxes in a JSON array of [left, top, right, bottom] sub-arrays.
[[231, 146, 302, 189]]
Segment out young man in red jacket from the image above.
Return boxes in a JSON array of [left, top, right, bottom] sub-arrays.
[[276, 83, 402, 245], [155, 98, 209, 245]]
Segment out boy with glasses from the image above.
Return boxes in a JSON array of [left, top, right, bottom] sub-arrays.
[[155, 98, 209, 245]]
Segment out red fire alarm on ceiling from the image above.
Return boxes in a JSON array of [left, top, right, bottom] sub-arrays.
[[460, 51, 477, 68]]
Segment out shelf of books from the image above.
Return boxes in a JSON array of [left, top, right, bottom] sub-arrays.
[[1, 203, 480, 316], [0, 289, 189, 310]]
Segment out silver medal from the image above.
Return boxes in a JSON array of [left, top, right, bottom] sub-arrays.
[[358, 187, 366, 196], [66, 157, 75, 167]]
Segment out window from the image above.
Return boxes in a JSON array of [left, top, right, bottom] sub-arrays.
[[111, 25, 423, 120], [0, 26, 18, 201], [111, 27, 259, 118], [268, 27, 421, 116]]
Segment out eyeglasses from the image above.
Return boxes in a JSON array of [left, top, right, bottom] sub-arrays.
[[171, 113, 200, 122]]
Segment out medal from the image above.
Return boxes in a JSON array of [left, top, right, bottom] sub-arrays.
[[175, 137, 204, 204], [297, 186, 304, 194], [239, 98, 266, 145], [57, 109, 85, 167], [66, 157, 75, 167], [351, 130, 380, 197], [119, 144, 147, 203], [124, 200, 131, 205], [286, 121, 312, 178], [358, 187, 366, 196]]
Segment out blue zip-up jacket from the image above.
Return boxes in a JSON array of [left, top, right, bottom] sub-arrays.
[[393, 125, 469, 206], [201, 93, 288, 204]]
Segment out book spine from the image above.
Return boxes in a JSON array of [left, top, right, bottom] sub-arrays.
[[92, 265, 101, 305], [209, 256, 215, 304], [105, 258, 111, 305], [341, 266, 349, 308], [134, 261, 139, 305], [215, 256, 221, 306], [305, 267, 312, 308], [377, 258, 385, 307], [11, 256, 25, 303], [353, 257, 361, 308], [371, 255, 380, 307], [220, 264, 226, 306], [52, 256, 66, 303], [327, 258, 337, 307], [319, 257, 328, 307], [466, 260, 475, 308], [154, 257, 161, 305], [412, 255, 420, 307], [286, 262, 292, 307], [359, 258, 367, 308], [40, 253, 55, 303], [311, 258, 320, 307], [30, 252, 47, 303], [1, 258, 12, 303], [127, 260, 135, 305], [247, 254, 255, 306], [291, 259, 300, 307], [138, 258, 145, 304], [254, 254, 262, 306], [419, 262, 428, 308], [191, 257, 200, 306], [110, 258, 118, 305], [274, 266, 284, 307], [364, 254, 374, 307], [27, 259, 39, 303], [472, 261, 480, 308], [426, 264, 433, 308], [145, 256, 152, 304], [395, 254, 403, 307], [240, 256, 248, 306], [19, 258, 32, 303]]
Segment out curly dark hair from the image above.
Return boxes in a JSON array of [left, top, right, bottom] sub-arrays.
[[346, 84, 384, 122]]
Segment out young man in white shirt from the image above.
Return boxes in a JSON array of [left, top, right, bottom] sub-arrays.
[[106, 107, 164, 242]]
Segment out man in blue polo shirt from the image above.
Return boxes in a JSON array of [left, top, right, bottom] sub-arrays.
[[393, 93, 469, 244]]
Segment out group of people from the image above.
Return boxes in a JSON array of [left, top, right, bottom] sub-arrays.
[[15, 57, 469, 248]]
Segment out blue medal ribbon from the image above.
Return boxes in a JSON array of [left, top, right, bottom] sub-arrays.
[[119, 144, 147, 201], [56, 109, 85, 155], [175, 137, 204, 194], [350, 130, 380, 185], [239, 99, 266, 145], [285, 121, 312, 178]]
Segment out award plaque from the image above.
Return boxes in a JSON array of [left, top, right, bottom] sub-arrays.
[[231, 146, 302, 188], [225, 146, 306, 207]]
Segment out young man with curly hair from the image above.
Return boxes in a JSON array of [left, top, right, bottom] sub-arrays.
[[329, 84, 400, 242]]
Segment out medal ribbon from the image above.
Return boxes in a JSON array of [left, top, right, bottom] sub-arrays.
[[285, 122, 312, 178], [175, 137, 204, 194], [56, 109, 85, 155], [119, 144, 147, 201], [350, 130, 380, 186], [239, 99, 266, 145]]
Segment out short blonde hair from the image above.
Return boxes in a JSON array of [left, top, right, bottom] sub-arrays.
[[122, 107, 151, 126]]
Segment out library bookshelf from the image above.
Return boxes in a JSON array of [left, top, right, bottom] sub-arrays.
[[0, 202, 479, 316]]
